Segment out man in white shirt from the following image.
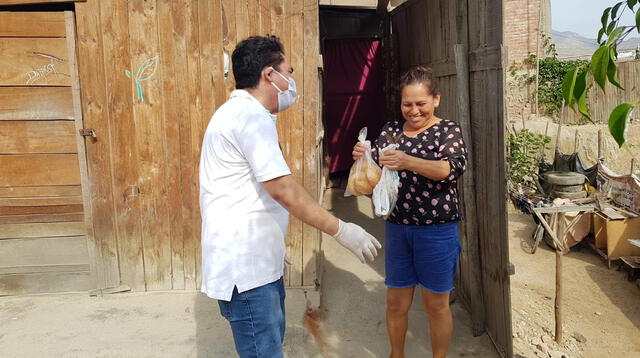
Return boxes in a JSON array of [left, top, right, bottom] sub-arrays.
[[199, 35, 381, 358]]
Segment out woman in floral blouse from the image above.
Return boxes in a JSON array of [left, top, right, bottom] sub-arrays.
[[352, 66, 467, 358]]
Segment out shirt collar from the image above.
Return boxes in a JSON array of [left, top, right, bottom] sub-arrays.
[[230, 89, 277, 121]]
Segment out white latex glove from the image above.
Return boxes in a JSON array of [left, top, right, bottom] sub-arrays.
[[332, 220, 382, 263]]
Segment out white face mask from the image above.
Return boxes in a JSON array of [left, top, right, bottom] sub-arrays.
[[270, 67, 297, 112]]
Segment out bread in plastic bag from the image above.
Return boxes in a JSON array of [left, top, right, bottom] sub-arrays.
[[344, 127, 382, 197], [373, 143, 400, 217]]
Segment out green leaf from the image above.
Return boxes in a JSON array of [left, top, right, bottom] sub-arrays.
[[608, 103, 635, 147], [562, 67, 578, 108], [125, 70, 132, 78], [136, 55, 160, 82], [592, 46, 610, 91], [602, 7, 612, 28], [597, 28, 606, 44], [611, 2, 624, 19], [574, 70, 592, 122], [607, 48, 624, 89], [606, 27, 625, 45], [629, 0, 638, 9], [607, 21, 616, 34], [637, 7, 640, 33]]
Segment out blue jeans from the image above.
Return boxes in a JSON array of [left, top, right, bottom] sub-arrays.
[[217, 277, 286, 358]]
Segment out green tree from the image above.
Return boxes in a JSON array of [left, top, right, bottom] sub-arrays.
[[562, 0, 640, 148]]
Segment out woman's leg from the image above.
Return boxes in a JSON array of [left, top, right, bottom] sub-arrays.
[[420, 288, 452, 358], [386, 286, 415, 358]]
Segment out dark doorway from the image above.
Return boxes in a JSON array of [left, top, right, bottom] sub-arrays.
[[320, 8, 387, 176]]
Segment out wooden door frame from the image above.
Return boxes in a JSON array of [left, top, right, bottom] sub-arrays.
[[64, 10, 102, 291]]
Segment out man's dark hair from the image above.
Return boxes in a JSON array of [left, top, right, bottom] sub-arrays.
[[232, 36, 285, 89]]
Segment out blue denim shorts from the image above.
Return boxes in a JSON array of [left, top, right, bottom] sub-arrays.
[[217, 277, 286, 358], [385, 221, 461, 293]]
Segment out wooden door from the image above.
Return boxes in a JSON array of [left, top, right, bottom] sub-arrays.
[[0, 11, 96, 295]]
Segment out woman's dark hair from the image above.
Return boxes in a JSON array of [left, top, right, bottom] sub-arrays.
[[232, 35, 285, 89], [399, 66, 440, 96]]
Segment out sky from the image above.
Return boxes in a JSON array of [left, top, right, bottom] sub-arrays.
[[552, 0, 639, 39]]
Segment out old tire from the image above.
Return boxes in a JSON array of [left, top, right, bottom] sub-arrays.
[[551, 184, 584, 192], [544, 172, 586, 186], [552, 190, 587, 199]]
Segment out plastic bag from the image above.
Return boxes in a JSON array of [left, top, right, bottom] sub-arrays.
[[344, 127, 382, 197], [373, 144, 400, 217]]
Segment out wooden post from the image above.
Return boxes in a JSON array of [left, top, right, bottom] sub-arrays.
[[454, 43, 485, 336], [535, 1, 542, 120], [555, 244, 563, 343], [542, 119, 550, 158], [555, 212, 565, 343], [555, 100, 564, 153], [597, 129, 603, 161], [544, 119, 550, 137]]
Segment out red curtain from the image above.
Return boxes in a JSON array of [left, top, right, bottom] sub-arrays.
[[323, 38, 386, 174]]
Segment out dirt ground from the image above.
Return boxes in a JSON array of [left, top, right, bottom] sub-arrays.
[[508, 205, 640, 358], [0, 188, 498, 358]]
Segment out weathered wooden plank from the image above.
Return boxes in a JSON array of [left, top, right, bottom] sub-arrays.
[[221, 0, 236, 98], [258, 0, 270, 36], [0, 38, 71, 86], [235, 0, 249, 42], [302, 0, 320, 287], [194, 0, 224, 288], [175, 2, 197, 291], [158, 0, 185, 290], [0, 204, 83, 215], [269, 0, 295, 286], [181, 0, 202, 291], [128, 0, 173, 291], [284, 0, 306, 286], [0, 213, 83, 224], [0, 154, 80, 186], [0, 120, 76, 154], [0, 221, 85, 239], [65, 10, 98, 291], [99, 0, 146, 291], [454, 43, 485, 336], [75, 0, 120, 290], [0, 264, 90, 275], [247, 0, 259, 36], [0, 271, 91, 296], [0, 235, 87, 267], [0, 87, 74, 120], [416, 0, 430, 64], [0, 12, 66, 37], [0, 185, 80, 198], [0, 196, 82, 207], [0, 0, 86, 4]]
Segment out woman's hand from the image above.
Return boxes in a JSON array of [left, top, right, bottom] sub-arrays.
[[380, 150, 411, 171], [352, 142, 366, 161]]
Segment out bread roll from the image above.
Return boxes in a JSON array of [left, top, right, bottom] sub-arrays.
[[347, 170, 362, 196], [366, 165, 381, 187], [354, 171, 373, 195]]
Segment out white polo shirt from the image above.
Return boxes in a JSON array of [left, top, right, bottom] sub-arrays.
[[199, 89, 291, 301]]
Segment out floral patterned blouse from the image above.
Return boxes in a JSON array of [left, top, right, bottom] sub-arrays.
[[372, 119, 467, 225]]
